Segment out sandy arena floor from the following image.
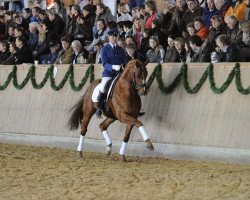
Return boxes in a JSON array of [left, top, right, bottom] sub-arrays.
[[0, 143, 249, 200]]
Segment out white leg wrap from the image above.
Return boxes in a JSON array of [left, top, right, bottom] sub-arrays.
[[119, 142, 127, 155], [139, 126, 149, 141], [77, 135, 84, 151], [102, 130, 112, 145]]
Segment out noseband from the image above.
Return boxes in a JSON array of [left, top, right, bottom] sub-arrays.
[[131, 71, 146, 90]]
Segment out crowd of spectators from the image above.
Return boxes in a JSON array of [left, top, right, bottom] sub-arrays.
[[0, 0, 250, 65]]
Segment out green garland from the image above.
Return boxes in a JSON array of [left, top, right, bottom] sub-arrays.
[[0, 63, 250, 95]]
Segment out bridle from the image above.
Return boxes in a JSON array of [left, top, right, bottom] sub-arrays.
[[131, 71, 146, 90]]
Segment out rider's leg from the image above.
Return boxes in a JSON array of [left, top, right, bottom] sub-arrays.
[[95, 77, 111, 118]]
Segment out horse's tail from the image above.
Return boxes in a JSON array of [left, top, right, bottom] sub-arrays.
[[67, 95, 85, 130]]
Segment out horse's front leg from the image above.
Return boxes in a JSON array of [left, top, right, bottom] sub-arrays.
[[119, 112, 154, 152], [119, 124, 134, 162], [99, 117, 116, 156]]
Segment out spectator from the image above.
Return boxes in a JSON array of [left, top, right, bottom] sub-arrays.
[[138, 4, 149, 26], [13, 14, 29, 31], [216, 34, 241, 62], [55, 36, 74, 64], [225, 15, 243, 44], [131, 7, 140, 21], [214, 0, 230, 19], [146, 36, 165, 63], [202, 0, 220, 28], [240, 20, 250, 47], [95, 3, 116, 26], [47, 8, 65, 37], [71, 40, 89, 64], [3, 42, 18, 65], [40, 40, 61, 64], [7, 25, 15, 43], [88, 39, 103, 63], [246, 0, 250, 20], [164, 35, 180, 62], [125, 42, 146, 61], [125, 35, 136, 45], [30, 7, 42, 23], [67, 4, 81, 39], [14, 26, 26, 39], [225, 0, 247, 21], [123, 20, 133, 38], [15, 36, 34, 64], [174, 37, 186, 62], [82, 4, 96, 28], [53, 0, 67, 23], [28, 22, 39, 51], [144, 0, 158, 29], [0, 41, 10, 64], [132, 17, 144, 49], [140, 29, 151, 57], [194, 17, 209, 40], [22, 8, 32, 25], [117, 3, 132, 22], [207, 15, 228, 49], [189, 35, 210, 62]]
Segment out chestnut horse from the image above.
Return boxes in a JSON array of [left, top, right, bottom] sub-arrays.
[[67, 59, 154, 161]]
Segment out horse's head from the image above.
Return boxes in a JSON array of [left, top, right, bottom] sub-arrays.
[[122, 59, 148, 96]]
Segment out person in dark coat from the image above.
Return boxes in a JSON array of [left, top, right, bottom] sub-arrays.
[[0, 41, 11, 64], [125, 42, 146, 62], [47, 8, 65, 37], [189, 35, 210, 62], [3, 41, 18, 65], [82, 4, 96, 28], [216, 34, 241, 62], [15, 36, 34, 64], [95, 28, 127, 118]]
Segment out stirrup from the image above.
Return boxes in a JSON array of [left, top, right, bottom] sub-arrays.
[[95, 109, 103, 119]]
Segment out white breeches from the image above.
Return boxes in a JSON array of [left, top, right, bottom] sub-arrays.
[[99, 77, 112, 93]]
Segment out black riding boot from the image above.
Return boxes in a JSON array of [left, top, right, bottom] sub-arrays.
[[95, 91, 105, 119]]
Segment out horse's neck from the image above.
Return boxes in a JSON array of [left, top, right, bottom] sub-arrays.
[[117, 75, 138, 98]]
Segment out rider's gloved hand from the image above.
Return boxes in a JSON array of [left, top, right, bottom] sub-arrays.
[[112, 65, 121, 71]]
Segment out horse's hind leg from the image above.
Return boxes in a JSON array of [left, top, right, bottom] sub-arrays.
[[120, 112, 154, 151], [77, 106, 95, 159], [99, 117, 115, 155], [119, 124, 134, 162]]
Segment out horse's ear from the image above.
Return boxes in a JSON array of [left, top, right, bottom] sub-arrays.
[[135, 59, 141, 68]]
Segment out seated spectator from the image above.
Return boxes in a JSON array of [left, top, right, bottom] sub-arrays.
[[140, 29, 151, 57], [28, 22, 39, 51], [146, 36, 165, 63], [14, 26, 26, 39], [30, 7, 42, 23], [125, 42, 146, 61], [207, 15, 228, 49], [117, 3, 132, 22], [71, 40, 89, 64], [47, 8, 65, 37], [150, 19, 165, 48], [117, 37, 126, 48], [13, 14, 28, 31], [214, 0, 230, 19], [194, 17, 209, 40], [55, 36, 74, 64], [82, 4, 96, 28], [225, 15, 243, 44], [87, 19, 108, 51], [184, 22, 196, 40], [224, 0, 247, 21], [40, 40, 61, 64], [123, 20, 133, 38], [131, 7, 140, 21], [0, 41, 10, 64], [7, 25, 15, 43], [240, 20, 250, 47], [125, 35, 136, 45], [189, 35, 210, 62], [133, 17, 144, 49], [0, 15, 6, 41], [73, 15, 93, 44], [174, 37, 187, 62], [202, 0, 220, 28], [215, 34, 241, 62], [38, 9, 51, 25], [164, 35, 180, 62], [117, 21, 125, 39], [4, 11, 15, 27], [53, 0, 67, 23], [139, 4, 149, 26], [22, 8, 32, 25], [94, 3, 116, 25], [144, 0, 158, 29], [15, 36, 34, 64], [66, 4, 81, 39], [88, 39, 104, 64], [3, 42, 18, 65]]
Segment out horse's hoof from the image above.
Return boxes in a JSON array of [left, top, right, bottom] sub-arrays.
[[77, 151, 83, 159], [146, 143, 154, 151], [105, 145, 112, 156], [120, 155, 127, 162]]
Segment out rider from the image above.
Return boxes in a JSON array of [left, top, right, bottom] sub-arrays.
[[95, 28, 127, 118]]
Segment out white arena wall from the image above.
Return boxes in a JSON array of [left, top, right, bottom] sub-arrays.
[[0, 63, 249, 164]]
